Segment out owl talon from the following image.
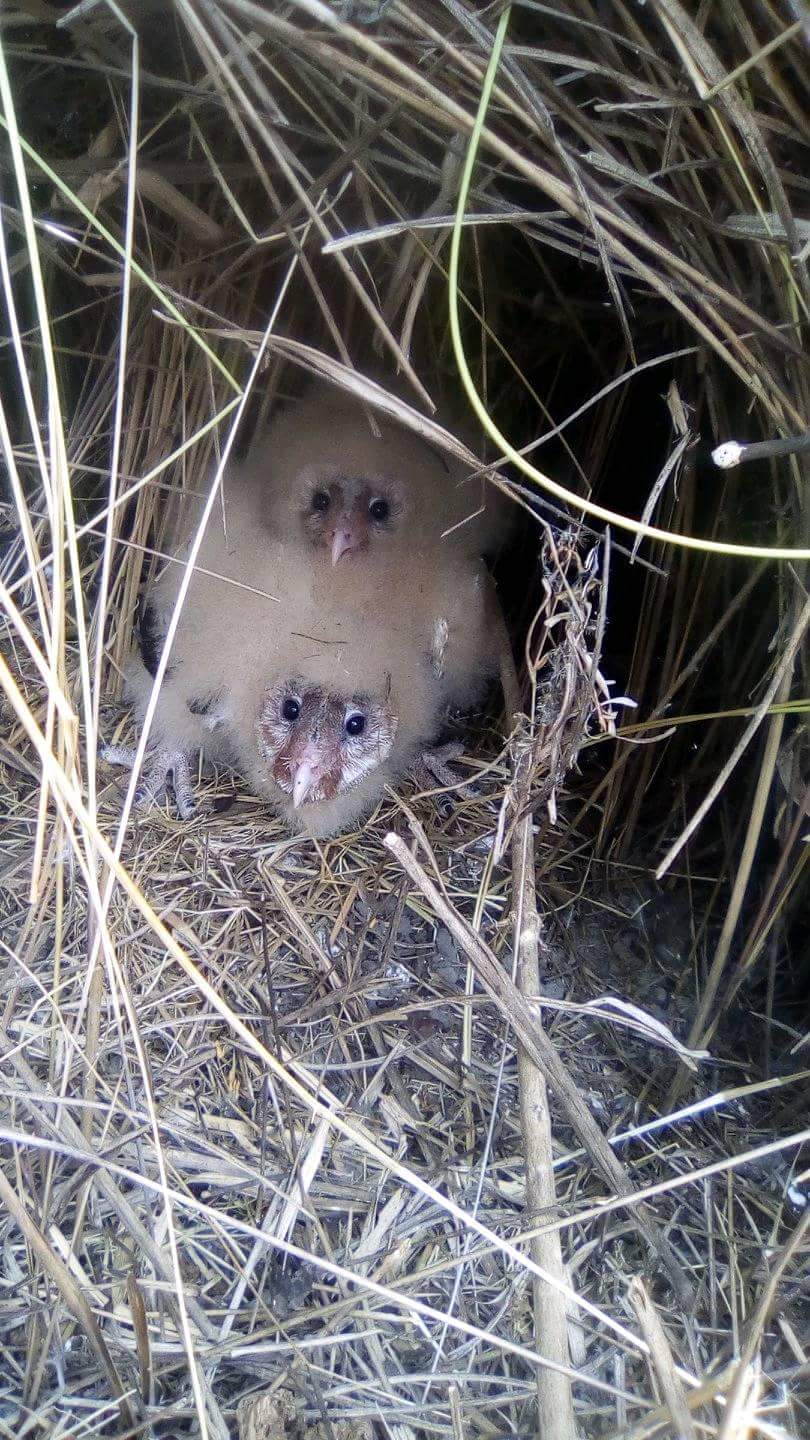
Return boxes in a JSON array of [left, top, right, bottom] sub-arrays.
[[137, 746, 198, 820], [102, 741, 197, 820], [101, 742, 138, 770], [167, 751, 197, 820], [413, 741, 466, 790]]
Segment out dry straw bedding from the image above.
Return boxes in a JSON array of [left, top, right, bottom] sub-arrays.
[[0, 2, 808, 1438]]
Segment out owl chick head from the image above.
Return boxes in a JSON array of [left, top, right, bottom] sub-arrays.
[[293, 465, 406, 565], [256, 676, 398, 808]]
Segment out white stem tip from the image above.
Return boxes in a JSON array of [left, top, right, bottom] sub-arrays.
[[711, 441, 744, 469]]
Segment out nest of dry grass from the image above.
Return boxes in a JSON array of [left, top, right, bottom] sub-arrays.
[[1, 2, 809, 1437]]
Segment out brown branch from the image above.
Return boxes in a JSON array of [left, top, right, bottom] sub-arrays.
[[500, 618, 577, 1440]]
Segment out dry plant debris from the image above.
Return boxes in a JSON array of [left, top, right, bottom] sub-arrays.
[[1, 2, 808, 1438]]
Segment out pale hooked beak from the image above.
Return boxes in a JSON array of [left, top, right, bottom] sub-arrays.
[[291, 743, 326, 808], [330, 525, 358, 566]]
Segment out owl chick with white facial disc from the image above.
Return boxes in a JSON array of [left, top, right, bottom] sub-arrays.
[[242, 381, 511, 567]]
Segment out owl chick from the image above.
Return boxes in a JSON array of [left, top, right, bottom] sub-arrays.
[[122, 643, 410, 836], [241, 381, 511, 566], [118, 506, 495, 834], [123, 598, 447, 837]]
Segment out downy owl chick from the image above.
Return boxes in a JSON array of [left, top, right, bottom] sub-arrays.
[[242, 381, 512, 566]]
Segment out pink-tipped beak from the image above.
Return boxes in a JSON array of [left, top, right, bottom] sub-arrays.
[[291, 746, 325, 808], [331, 527, 358, 566]]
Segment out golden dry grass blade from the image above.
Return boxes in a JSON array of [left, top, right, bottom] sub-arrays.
[[2, 3, 809, 1434]]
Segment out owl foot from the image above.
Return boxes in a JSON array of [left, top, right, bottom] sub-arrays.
[[101, 742, 197, 821], [412, 741, 466, 790]]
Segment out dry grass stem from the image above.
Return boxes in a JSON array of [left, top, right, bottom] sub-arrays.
[[1, 2, 808, 1435]]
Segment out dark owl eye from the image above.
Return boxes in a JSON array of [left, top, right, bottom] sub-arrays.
[[368, 497, 389, 522], [282, 696, 301, 722], [311, 490, 330, 513], [345, 712, 366, 737]]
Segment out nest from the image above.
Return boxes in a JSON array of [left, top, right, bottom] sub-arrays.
[[1, 3, 808, 1437]]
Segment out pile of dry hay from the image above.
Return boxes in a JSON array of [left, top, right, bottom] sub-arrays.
[[1, 2, 808, 1437]]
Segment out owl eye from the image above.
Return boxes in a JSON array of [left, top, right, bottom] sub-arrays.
[[281, 696, 301, 722], [311, 490, 330, 513], [345, 712, 366, 738], [368, 497, 389, 522]]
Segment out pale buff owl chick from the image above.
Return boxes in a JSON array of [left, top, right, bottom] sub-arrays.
[[116, 538, 488, 834], [241, 381, 512, 567]]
